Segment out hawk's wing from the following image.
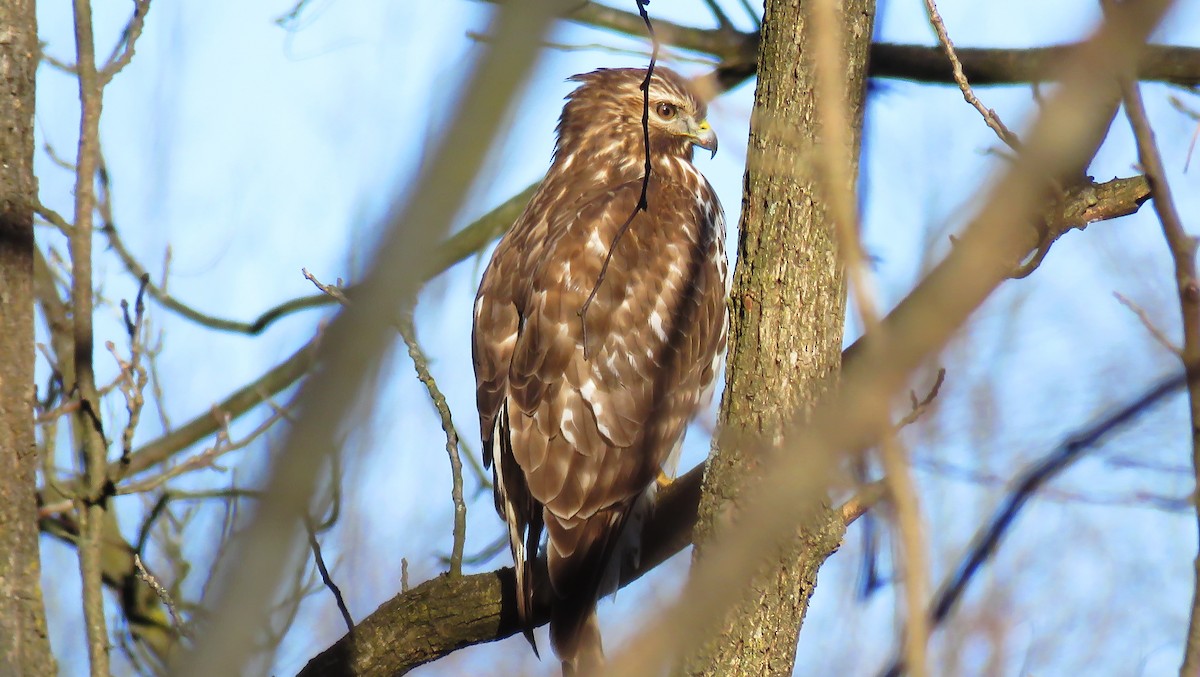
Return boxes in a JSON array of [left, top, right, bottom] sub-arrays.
[[473, 172, 726, 664]]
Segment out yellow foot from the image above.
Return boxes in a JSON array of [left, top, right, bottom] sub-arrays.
[[655, 470, 673, 490]]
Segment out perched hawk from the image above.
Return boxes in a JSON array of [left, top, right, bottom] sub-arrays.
[[472, 67, 727, 675]]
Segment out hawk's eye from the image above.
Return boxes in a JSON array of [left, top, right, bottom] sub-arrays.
[[655, 102, 678, 120]]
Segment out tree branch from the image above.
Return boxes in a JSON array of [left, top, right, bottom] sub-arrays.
[[1120, 72, 1200, 677], [70, 0, 114, 672], [101, 182, 537, 336], [553, 1, 1200, 87]]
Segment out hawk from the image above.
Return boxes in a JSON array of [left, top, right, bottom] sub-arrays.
[[472, 67, 727, 675]]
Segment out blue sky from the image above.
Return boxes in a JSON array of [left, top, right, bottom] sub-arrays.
[[31, 0, 1200, 675]]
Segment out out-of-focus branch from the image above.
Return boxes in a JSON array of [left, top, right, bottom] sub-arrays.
[[174, 5, 567, 675], [110, 335, 317, 481], [814, 0, 929, 671], [881, 371, 1189, 677], [1120, 74, 1200, 677], [507, 0, 1200, 89], [98, 0, 150, 85], [102, 182, 536, 336]]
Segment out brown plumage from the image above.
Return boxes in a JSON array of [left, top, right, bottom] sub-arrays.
[[472, 67, 727, 675]]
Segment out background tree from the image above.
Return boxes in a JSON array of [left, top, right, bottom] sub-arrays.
[[8, 0, 1200, 676]]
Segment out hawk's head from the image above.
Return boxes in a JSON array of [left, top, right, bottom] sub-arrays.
[[555, 67, 717, 168]]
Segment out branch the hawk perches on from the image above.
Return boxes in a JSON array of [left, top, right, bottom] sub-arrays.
[[472, 67, 727, 675]]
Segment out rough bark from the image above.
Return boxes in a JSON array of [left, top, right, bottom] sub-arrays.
[[0, 0, 57, 674], [682, 0, 875, 675]]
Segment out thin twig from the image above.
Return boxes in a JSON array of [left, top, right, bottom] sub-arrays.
[[1167, 96, 1200, 172], [302, 268, 349, 305], [578, 0, 659, 353], [701, 0, 734, 30], [1120, 75, 1200, 677], [133, 554, 188, 638], [109, 274, 152, 471], [300, 271, 463, 567], [116, 405, 288, 496], [31, 198, 73, 234], [1114, 291, 1182, 354], [99, 0, 151, 85], [102, 216, 331, 335], [813, 0, 929, 670], [399, 312, 468, 577], [101, 182, 535, 336], [841, 481, 887, 525], [736, 0, 761, 27], [894, 369, 947, 431], [921, 0, 1020, 151], [304, 518, 354, 634]]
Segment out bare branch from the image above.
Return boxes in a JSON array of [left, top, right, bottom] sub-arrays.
[[304, 519, 354, 635], [921, 0, 1020, 150], [1114, 291, 1182, 354], [1120, 72, 1200, 677], [298, 461, 871, 676], [115, 402, 288, 496], [99, 0, 151, 85], [556, 1, 1200, 88], [895, 368, 946, 431], [302, 268, 349, 305], [69, 0, 113, 671], [133, 554, 188, 639], [103, 182, 537, 336], [399, 312, 468, 578]]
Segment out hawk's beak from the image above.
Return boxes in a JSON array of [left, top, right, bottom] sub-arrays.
[[690, 119, 718, 158]]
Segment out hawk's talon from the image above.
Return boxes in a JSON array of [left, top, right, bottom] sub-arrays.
[[656, 470, 673, 490]]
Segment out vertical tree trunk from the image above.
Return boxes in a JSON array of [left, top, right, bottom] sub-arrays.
[[0, 1, 57, 675], [683, 0, 875, 674]]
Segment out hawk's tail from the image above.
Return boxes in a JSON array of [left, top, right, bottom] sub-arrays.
[[552, 605, 603, 677], [546, 491, 654, 677]]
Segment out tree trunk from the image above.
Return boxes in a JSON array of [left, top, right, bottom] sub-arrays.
[[683, 0, 875, 674], [0, 0, 57, 674]]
